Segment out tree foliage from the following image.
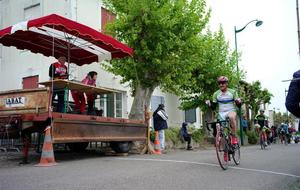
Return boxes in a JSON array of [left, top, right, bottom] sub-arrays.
[[179, 27, 239, 110], [240, 80, 273, 120], [102, 0, 212, 119], [273, 112, 296, 127], [103, 0, 210, 93]]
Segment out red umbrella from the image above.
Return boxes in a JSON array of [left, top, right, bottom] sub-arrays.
[[0, 14, 133, 66]]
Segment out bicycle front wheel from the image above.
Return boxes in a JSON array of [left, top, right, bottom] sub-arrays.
[[215, 124, 229, 170], [232, 143, 240, 165]]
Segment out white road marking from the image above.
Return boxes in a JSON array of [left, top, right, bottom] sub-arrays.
[[115, 158, 300, 179]]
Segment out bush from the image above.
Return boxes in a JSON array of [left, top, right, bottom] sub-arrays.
[[246, 130, 258, 144], [150, 126, 207, 147], [237, 128, 246, 139], [191, 128, 205, 143], [149, 127, 181, 145], [165, 127, 181, 145]]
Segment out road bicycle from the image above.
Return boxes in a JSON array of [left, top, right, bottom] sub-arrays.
[[255, 125, 270, 150], [259, 130, 267, 150], [206, 119, 240, 170]]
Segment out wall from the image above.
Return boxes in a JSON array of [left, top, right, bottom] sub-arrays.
[[0, 0, 68, 91]]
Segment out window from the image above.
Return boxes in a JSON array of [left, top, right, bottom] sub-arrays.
[[22, 75, 39, 89], [151, 96, 165, 112], [115, 93, 123, 118], [106, 93, 115, 117], [21, 2, 41, 54], [185, 109, 196, 123], [24, 2, 41, 20], [98, 94, 106, 117], [100, 93, 123, 118], [101, 7, 116, 33]]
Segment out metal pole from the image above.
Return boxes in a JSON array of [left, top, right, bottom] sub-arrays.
[[234, 26, 244, 146], [296, 0, 300, 54]]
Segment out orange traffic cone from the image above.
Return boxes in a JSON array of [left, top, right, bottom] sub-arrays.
[[35, 126, 57, 167], [153, 131, 161, 155]]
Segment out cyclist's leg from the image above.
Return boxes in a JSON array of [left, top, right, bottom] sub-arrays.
[[227, 111, 237, 136], [262, 127, 267, 141], [227, 111, 239, 144], [254, 124, 260, 135], [262, 127, 269, 146]]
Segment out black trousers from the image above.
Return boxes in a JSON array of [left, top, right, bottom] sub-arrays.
[[184, 136, 191, 146], [52, 90, 65, 113]]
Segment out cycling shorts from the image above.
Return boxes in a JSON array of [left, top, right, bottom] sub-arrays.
[[217, 110, 235, 121]]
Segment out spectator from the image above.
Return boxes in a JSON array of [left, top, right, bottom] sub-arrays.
[[180, 122, 193, 150], [241, 115, 248, 131], [153, 104, 168, 151], [48, 56, 68, 112], [71, 71, 97, 114], [271, 125, 278, 143]]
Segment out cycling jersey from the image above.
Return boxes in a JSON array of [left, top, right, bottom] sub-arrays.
[[280, 124, 289, 134], [255, 114, 268, 128], [212, 88, 238, 113]]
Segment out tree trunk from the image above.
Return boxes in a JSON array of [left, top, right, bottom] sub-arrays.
[[128, 84, 155, 120], [245, 103, 250, 121]]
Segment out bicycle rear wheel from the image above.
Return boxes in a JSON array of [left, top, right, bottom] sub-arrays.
[[215, 124, 229, 170], [232, 143, 240, 165]]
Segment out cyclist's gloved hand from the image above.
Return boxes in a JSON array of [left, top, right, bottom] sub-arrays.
[[205, 100, 211, 107], [235, 98, 242, 107]]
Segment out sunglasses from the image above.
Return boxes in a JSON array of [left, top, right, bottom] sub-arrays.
[[218, 81, 228, 85]]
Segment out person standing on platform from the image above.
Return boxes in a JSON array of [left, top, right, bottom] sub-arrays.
[[71, 71, 98, 114], [48, 56, 68, 112]]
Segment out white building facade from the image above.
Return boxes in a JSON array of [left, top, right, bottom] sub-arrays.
[[0, 0, 203, 128]]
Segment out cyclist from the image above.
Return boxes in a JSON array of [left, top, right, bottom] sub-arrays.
[[206, 76, 241, 145], [254, 109, 269, 146], [279, 122, 289, 144]]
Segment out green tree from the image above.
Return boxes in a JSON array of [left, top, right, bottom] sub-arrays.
[[179, 27, 239, 111], [103, 0, 210, 119], [273, 112, 296, 126], [240, 80, 273, 122]]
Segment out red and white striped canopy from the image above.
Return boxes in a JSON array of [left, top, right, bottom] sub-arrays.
[[0, 14, 133, 66]]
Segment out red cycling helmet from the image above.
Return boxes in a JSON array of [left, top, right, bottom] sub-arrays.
[[217, 76, 229, 83]]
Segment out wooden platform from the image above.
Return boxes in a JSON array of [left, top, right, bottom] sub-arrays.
[[39, 79, 120, 94]]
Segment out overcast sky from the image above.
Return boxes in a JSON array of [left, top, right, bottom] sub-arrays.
[[207, 0, 300, 113]]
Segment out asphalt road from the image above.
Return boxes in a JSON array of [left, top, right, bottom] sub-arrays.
[[0, 144, 299, 190]]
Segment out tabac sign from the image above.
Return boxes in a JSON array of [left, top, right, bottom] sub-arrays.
[[5, 97, 26, 108]]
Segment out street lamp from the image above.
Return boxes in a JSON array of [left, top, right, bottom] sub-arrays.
[[234, 19, 263, 146]]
